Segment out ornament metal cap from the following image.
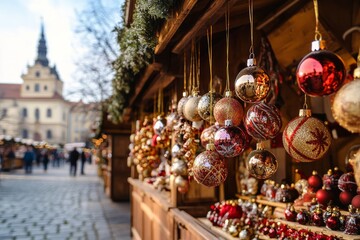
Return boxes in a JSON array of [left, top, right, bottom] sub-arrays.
[[224, 119, 233, 127], [224, 90, 233, 97], [247, 58, 256, 67], [311, 40, 326, 51], [256, 142, 265, 150], [354, 67, 360, 79], [206, 143, 215, 151], [299, 109, 312, 117], [182, 91, 188, 97]]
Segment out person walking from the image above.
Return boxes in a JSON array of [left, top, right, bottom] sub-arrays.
[[69, 147, 79, 176], [42, 149, 49, 172], [23, 146, 35, 174], [80, 149, 87, 175]]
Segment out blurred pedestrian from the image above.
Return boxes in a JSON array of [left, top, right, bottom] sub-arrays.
[[43, 149, 49, 172], [23, 146, 35, 174], [69, 147, 79, 176], [6, 147, 15, 171], [80, 149, 87, 175]]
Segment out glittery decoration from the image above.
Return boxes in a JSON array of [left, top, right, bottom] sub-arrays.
[[244, 102, 282, 141], [214, 97, 244, 126], [153, 116, 166, 135], [200, 124, 219, 148], [283, 115, 331, 162], [183, 95, 202, 122], [297, 50, 345, 96], [332, 79, 360, 133], [197, 92, 222, 122], [193, 149, 227, 187], [247, 148, 278, 179], [177, 96, 189, 117], [214, 124, 247, 157], [234, 66, 270, 103]]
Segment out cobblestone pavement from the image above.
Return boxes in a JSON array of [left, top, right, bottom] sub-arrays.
[[0, 163, 131, 240]]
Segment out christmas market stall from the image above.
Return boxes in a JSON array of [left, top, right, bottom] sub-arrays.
[[107, 0, 360, 239]]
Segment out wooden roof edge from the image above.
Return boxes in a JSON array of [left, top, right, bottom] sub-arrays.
[[125, 0, 136, 27], [142, 72, 176, 100], [155, 0, 198, 54], [128, 62, 163, 107], [172, 0, 238, 54]]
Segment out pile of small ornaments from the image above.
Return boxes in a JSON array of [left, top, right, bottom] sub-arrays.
[[206, 199, 342, 239]]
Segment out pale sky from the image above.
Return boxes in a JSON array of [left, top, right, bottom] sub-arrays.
[[0, 0, 120, 100]]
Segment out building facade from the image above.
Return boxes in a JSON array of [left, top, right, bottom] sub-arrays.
[[0, 24, 98, 145]]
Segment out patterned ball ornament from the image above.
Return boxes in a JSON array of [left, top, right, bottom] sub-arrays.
[[234, 58, 270, 103], [283, 109, 331, 162], [200, 124, 220, 148], [214, 120, 247, 158], [244, 102, 282, 141], [192, 143, 228, 187], [197, 91, 222, 122], [177, 91, 189, 117], [332, 66, 360, 133], [247, 142, 278, 179], [153, 115, 166, 135], [213, 91, 244, 126], [296, 40, 345, 96], [183, 92, 202, 122]]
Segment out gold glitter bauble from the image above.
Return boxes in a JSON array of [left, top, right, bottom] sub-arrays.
[[214, 96, 244, 126], [332, 79, 360, 133], [283, 109, 331, 162], [197, 92, 222, 122], [183, 95, 202, 122]]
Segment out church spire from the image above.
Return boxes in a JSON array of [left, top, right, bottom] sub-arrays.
[[35, 20, 49, 66]]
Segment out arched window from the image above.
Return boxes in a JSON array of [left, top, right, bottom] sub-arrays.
[[35, 83, 40, 92], [22, 108, 27, 118], [35, 108, 40, 121], [22, 129, 28, 138], [46, 130, 52, 139], [47, 108, 52, 118]]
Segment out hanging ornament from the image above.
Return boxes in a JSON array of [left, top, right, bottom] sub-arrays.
[[153, 115, 166, 135], [200, 124, 220, 148], [177, 92, 189, 117], [183, 91, 202, 122], [192, 143, 228, 187], [214, 91, 244, 126], [247, 142, 278, 179], [296, 0, 345, 96], [214, 120, 247, 158], [244, 102, 282, 141], [283, 108, 331, 162], [332, 57, 360, 133], [198, 91, 222, 122], [171, 158, 188, 176]]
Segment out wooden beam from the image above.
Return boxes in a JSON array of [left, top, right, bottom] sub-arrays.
[[155, 0, 198, 54], [125, 0, 136, 27], [142, 72, 176, 100], [172, 0, 230, 54], [129, 63, 162, 106]]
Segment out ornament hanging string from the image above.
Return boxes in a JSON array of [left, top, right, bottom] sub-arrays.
[[303, 94, 308, 109], [197, 42, 201, 92], [248, 0, 255, 59], [207, 26, 213, 125], [313, 0, 322, 40], [183, 52, 187, 92], [189, 44, 194, 93], [225, 1, 230, 92]]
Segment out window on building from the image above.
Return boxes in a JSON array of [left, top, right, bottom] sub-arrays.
[[1, 108, 7, 117], [35, 83, 40, 92], [35, 108, 40, 121], [44, 85, 48, 91], [46, 130, 52, 139], [35, 71, 40, 77], [47, 108, 52, 118], [22, 129, 28, 138], [22, 108, 27, 118], [26, 85, 30, 90]]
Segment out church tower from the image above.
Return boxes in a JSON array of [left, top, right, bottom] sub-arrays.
[[21, 22, 64, 98]]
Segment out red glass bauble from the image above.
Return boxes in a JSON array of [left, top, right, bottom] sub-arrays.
[[339, 191, 355, 206], [234, 59, 270, 103], [247, 143, 278, 179], [296, 40, 345, 97], [214, 120, 247, 158], [200, 124, 219, 148], [244, 102, 282, 141], [284, 205, 297, 222], [213, 93, 244, 126], [326, 214, 340, 230], [192, 144, 228, 187], [296, 210, 309, 225], [351, 195, 360, 209], [308, 171, 323, 192], [316, 186, 334, 206], [283, 109, 331, 162], [311, 208, 325, 227], [197, 91, 222, 122], [177, 92, 189, 117], [338, 172, 357, 193]]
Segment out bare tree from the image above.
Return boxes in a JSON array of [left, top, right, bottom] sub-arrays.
[[68, 0, 121, 107]]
